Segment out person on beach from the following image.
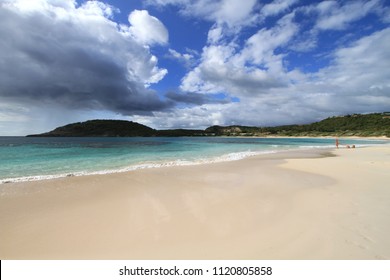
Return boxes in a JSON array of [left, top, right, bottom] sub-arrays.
[[335, 138, 339, 149]]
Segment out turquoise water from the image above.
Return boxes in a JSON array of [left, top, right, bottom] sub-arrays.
[[0, 137, 388, 183]]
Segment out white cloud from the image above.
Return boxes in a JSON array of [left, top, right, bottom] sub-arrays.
[[153, 26, 390, 129], [169, 49, 193, 61], [180, 44, 234, 94], [214, 0, 257, 26], [242, 12, 298, 67], [316, 28, 390, 94], [128, 9, 169, 46], [144, 103, 229, 129], [140, 0, 390, 130], [181, 12, 299, 96], [168, 49, 196, 67], [78, 0, 118, 18], [142, 56, 169, 86], [148, 0, 301, 100], [1, 0, 74, 12], [261, 0, 298, 18], [315, 0, 381, 30], [207, 25, 224, 44], [147, 0, 258, 28]]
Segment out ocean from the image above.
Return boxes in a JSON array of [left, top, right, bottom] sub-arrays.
[[0, 136, 388, 183]]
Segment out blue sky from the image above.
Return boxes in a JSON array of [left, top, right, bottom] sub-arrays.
[[0, 0, 390, 135]]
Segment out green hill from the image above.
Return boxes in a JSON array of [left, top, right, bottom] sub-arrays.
[[269, 113, 390, 137], [27, 120, 157, 137], [205, 113, 390, 137], [27, 113, 390, 137]]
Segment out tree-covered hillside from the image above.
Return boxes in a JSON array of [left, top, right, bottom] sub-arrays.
[[27, 113, 390, 137], [206, 113, 390, 137], [27, 120, 157, 137]]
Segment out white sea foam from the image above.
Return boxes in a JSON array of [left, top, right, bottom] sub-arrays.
[[298, 145, 334, 149], [0, 149, 277, 184]]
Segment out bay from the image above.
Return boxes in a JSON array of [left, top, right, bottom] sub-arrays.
[[0, 137, 387, 183]]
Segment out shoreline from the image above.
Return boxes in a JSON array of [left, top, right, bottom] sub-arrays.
[[1, 146, 389, 259], [0, 147, 328, 185], [1, 137, 388, 184]]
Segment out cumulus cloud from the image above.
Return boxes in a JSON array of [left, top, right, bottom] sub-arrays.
[[0, 0, 169, 117], [128, 10, 169, 45], [181, 12, 299, 96], [143, 25, 390, 129], [142, 103, 230, 129], [78, 0, 118, 18], [157, 0, 388, 119], [148, 0, 301, 98], [149, 0, 390, 130]]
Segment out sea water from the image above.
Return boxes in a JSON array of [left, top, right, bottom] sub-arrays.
[[0, 137, 388, 183]]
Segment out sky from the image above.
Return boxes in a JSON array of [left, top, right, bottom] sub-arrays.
[[0, 0, 390, 135]]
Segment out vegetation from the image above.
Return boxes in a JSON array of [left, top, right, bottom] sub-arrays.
[[206, 113, 390, 137], [271, 113, 390, 137], [157, 129, 210, 137], [27, 120, 157, 137], [27, 113, 390, 137]]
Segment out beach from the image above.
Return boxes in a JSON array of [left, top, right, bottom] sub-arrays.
[[0, 146, 389, 259]]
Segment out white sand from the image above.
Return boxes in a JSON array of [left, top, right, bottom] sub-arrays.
[[0, 146, 389, 259]]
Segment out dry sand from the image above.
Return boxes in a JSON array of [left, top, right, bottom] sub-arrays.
[[0, 146, 389, 259]]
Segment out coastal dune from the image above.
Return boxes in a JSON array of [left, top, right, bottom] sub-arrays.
[[0, 146, 389, 259]]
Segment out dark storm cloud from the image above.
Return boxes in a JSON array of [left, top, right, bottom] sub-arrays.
[[0, 1, 172, 115], [166, 91, 232, 105]]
